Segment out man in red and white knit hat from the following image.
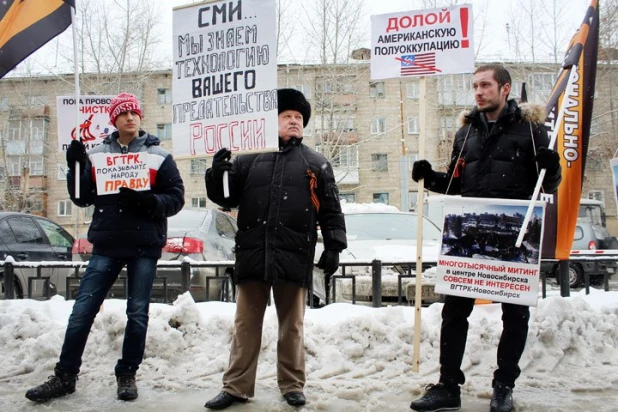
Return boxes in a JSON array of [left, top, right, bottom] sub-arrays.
[[26, 93, 184, 404], [109, 92, 142, 127]]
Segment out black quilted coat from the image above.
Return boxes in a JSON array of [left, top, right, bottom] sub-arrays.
[[425, 99, 562, 198], [205, 138, 347, 287]]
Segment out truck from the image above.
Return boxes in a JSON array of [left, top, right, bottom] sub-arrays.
[[423, 196, 618, 288], [540, 198, 618, 287]]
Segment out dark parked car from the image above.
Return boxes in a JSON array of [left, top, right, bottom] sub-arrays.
[[0, 212, 75, 299], [73, 208, 238, 302]]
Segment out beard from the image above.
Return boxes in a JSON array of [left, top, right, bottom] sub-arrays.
[[478, 101, 500, 113]]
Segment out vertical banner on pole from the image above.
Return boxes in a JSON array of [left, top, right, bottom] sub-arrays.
[[541, 0, 599, 261]]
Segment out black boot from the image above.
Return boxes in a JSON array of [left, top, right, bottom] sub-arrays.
[[204, 391, 248, 410], [117, 375, 138, 401], [410, 382, 461, 411], [490, 383, 514, 412], [283, 391, 306, 406], [25, 370, 77, 402]]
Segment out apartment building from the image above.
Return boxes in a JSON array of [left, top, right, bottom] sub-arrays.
[[1, 62, 617, 237]]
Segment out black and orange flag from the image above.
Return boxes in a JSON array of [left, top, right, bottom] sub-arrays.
[[0, 0, 74, 79], [541, 0, 599, 260]]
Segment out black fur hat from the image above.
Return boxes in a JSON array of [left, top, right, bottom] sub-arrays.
[[277, 88, 311, 127]]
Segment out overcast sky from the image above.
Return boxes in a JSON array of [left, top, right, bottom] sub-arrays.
[[4, 0, 594, 76], [162, 0, 593, 65]]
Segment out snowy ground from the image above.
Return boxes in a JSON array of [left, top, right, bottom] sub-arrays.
[[1, 281, 617, 412]]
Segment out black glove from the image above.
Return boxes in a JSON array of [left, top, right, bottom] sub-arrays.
[[210, 148, 232, 181], [412, 160, 435, 182], [118, 187, 157, 216], [316, 250, 340, 276], [535, 147, 560, 174], [66, 140, 88, 170]]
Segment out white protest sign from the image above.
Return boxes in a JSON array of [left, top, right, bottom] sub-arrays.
[[434, 197, 545, 306], [371, 4, 474, 80], [172, 0, 279, 157], [56, 96, 115, 152], [90, 152, 151, 195]]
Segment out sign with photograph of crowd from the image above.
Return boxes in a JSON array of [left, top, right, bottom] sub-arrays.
[[435, 197, 546, 306]]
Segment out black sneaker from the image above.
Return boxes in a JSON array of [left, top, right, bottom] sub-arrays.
[[117, 375, 138, 401], [25, 371, 77, 402], [410, 383, 461, 412], [490, 383, 514, 412]]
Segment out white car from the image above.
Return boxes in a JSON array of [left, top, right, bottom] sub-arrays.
[[312, 204, 442, 306]]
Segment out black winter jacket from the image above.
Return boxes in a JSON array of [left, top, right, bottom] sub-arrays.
[[425, 100, 562, 198], [205, 138, 347, 287], [67, 131, 185, 259]]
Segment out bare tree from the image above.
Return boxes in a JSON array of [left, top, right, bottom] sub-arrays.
[[48, 0, 164, 93]]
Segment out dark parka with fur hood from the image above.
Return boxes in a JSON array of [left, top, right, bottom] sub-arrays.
[[424, 99, 562, 198], [205, 138, 347, 288], [67, 131, 185, 259]]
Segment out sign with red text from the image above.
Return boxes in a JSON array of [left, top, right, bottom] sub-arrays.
[[435, 197, 545, 306], [370, 4, 474, 80], [56, 95, 115, 152], [91, 152, 151, 195], [172, 0, 278, 158]]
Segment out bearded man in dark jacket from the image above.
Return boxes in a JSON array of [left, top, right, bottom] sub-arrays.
[[410, 64, 561, 412], [203, 88, 347, 410]]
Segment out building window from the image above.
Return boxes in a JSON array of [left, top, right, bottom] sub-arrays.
[[191, 197, 207, 208], [190, 159, 207, 175], [27, 95, 47, 106], [406, 81, 419, 99], [84, 205, 95, 218], [438, 74, 473, 106], [58, 164, 67, 180], [407, 117, 419, 134], [333, 117, 355, 132], [440, 116, 456, 141], [527, 73, 556, 102], [58, 200, 72, 217], [157, 88, 172, 104], [369, 81, 385, 98], [27, 198, 43, 213], [293, 84, 312, 99], [371, 118, 386, 134], [587, 190, 605, 205], [156, 123, 172, 140], [371, 153, 388, 171], [322, 145, 359, 168], [0, 96, 8, 111], [409, 191, 418, 211], [340, 193, 356, 203], [373, 193, 389, 204], [28, 156, 44, 176]]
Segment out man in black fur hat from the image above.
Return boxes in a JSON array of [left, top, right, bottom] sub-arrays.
[[203, 88, 347, 409]]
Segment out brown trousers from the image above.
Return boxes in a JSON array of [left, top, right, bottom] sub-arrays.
[[222, 281, 307, 398]]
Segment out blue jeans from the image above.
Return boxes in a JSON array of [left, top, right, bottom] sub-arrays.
[[56, 254, 157, 377]]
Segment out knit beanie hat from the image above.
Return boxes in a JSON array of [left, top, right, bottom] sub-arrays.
[[109, 93, 142, 126], [277, 88, 311, 127]]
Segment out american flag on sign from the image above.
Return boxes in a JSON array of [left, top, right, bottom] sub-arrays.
[[398, 53, 440, 76]]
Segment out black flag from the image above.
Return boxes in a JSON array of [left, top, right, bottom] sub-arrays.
[[519, 82, 527, 103]]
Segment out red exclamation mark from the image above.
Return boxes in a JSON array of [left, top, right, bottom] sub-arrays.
[[460, 7, 469, 48]]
